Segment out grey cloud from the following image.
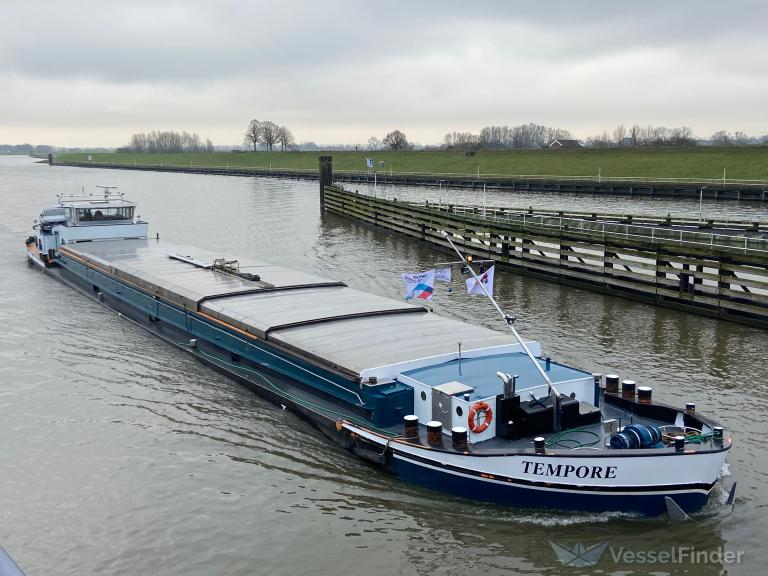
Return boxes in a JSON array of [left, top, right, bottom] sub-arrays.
[[1, 0, 767, 146], [4, 1, 767, 83]]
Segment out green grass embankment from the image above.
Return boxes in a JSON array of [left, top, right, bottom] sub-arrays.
[[55, 147, 768, 181]]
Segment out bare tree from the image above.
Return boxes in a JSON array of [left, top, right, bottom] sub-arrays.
[[733, 131, 750, 145], [586, 131, 612, 148], [244, 120, 263, 151], [637, 125, 653, 147], [613, 124, 627, 146], [276, 126, 295, 151], [383, 130, 410, 150], [668, 126, 695, 146], [444, 131, 479, 150], [710, 131, 731, 145], [259, 121, 279, 151], [130, 133, 148, 153], [367, 136, 381, 151]]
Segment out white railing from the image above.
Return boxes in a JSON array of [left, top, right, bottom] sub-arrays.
[[57, 159, 768, 188], [347, 191, 768, 255]]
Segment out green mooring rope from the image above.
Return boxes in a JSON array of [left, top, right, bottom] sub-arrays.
[[545, 424, 603, 449]]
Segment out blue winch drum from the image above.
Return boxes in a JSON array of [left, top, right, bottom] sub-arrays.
[[609, 424, 663, 449]]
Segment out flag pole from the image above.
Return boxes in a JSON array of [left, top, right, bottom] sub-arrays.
[[434, 258, 495, 266], [440, 231, 559, 404]]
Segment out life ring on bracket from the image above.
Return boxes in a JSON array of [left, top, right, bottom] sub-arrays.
[[468, 401, 493, 433]]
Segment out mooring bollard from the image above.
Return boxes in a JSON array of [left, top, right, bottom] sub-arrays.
[[451, 427, 468, 451], [403, 414, 419, 439], [637, 386, 653, 404], [427, 421, 443, 447]]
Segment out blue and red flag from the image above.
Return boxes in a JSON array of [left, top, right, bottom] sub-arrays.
[[402, 269, 436, 300]]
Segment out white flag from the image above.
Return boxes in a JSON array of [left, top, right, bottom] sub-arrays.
[[402, 269, 436, 300], [466, 265, 495, 296], [435, 267, 452, 282]]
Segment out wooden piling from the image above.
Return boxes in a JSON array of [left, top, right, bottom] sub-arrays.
[[319, 156, 333, 209]]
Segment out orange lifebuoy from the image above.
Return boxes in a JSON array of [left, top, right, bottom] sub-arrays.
[[468, 401, 493, 433]]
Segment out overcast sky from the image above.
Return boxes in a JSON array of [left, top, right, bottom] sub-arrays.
[[2, 0, 767, 147]]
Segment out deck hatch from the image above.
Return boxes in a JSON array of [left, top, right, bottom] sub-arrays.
[[263, 306, 426, 337], [197, 282, 347, 305]]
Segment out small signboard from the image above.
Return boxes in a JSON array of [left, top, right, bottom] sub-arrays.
[[366, 158, 374, 169]]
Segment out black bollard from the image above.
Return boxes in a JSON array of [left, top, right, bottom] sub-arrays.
[[427, 421, 443, 447], [605, 374, 620, 394], [637, 386, 652, 404], [451, 427, 468, 451], [403, 415, 419, 439]]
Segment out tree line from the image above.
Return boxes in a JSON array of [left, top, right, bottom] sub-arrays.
[[443, 123, 572, 150], [586, 125, 768, 148], [119, 131, 214, 153], [0, 143, 55, 154], [348, 124, 768, 152], [584, 125, 696, 148], [244, 120, 295, 151], [710, 130, 767, 146]]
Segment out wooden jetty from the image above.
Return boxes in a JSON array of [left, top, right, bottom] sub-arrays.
[[322, 185, 768, 328]]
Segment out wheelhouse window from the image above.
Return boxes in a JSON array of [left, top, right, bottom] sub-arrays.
[[77, 206, 134, 222]]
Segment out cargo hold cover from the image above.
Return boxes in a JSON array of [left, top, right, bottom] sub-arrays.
[[64, 240, 514, 378]]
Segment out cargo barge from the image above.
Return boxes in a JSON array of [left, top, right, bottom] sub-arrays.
[[25, 189, 734, 517]]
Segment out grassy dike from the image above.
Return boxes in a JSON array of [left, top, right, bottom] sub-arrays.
[[56, 147, 768, 181]]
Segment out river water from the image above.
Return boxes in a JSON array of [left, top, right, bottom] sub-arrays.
[[1, 155, 766, 575]]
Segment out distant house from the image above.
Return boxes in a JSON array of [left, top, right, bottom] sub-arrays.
[[548, 139, 582, 149]]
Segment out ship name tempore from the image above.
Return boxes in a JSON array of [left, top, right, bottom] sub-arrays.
[[522, 460, 618, 480]]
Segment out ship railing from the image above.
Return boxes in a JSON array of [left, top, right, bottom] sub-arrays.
[[57, 191, 127, 203]]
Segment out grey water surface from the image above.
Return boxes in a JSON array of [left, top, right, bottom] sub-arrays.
[[1, 156, 766, 575]]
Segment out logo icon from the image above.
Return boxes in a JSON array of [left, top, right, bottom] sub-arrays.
[[549, 541, 609, 567]]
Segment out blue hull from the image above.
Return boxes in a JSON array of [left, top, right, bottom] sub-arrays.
[[392, 457, 711, 516]]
